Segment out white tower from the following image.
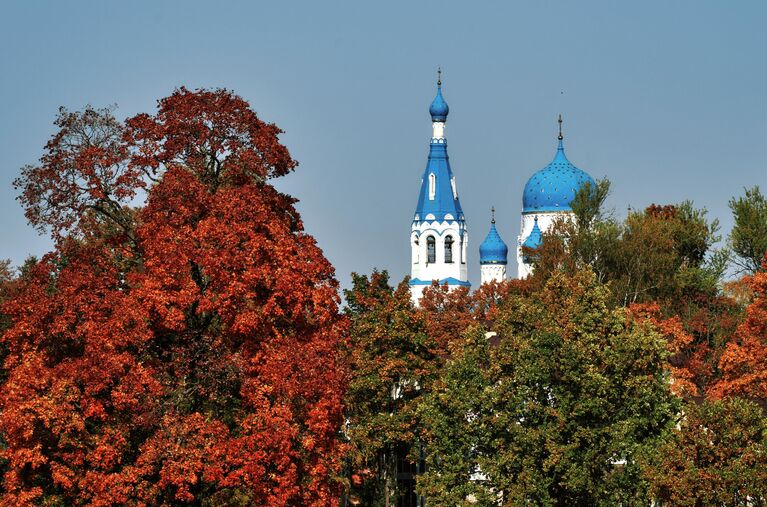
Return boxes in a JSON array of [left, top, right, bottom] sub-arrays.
[[517, 116, 595, 278], [410, 70, 470, 304], [479, 207, 508, 285]]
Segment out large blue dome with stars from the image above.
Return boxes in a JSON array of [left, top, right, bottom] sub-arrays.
[[522, 137, 595, 214]]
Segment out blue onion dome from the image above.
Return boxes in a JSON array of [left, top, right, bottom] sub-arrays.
[[429, 70, 449, 121], [522, 120, 595, 213], [522, 216, 543, 251], [479, 210, 508, 265]]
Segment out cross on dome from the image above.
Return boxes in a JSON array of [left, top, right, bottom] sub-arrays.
[[521, 116, 595, 213], [429, 68, 449, 122]]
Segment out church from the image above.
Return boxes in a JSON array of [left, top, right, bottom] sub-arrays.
[[409, 73, 596, 303]]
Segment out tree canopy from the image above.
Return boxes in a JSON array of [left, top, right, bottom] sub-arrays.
[[729, 186, 767, 275], [2, 89, 347, 506], [418, 270, 677, 505]]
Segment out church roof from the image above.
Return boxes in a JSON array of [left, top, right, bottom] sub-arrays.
[[479, 211, 508, 265], [522, 118, 595, 214], [414, 80, 464, 223]]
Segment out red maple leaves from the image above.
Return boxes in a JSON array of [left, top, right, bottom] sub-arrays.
[[1, 88, 346, 505], [713, 264, 767, 400]]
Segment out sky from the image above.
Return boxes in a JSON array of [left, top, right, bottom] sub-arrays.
[[1, 1, 765, 290]]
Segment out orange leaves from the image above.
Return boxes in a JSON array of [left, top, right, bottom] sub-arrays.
[[125, 87, 297, 185], [2, 89, 347, 504], [628, 302, 699, 397], [136, 413, 229, 502], [711, 268, 767, 400], [14, 105, 141, 239], [629, 303, 693, 354]]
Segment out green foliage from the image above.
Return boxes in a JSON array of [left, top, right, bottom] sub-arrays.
[[415, 329, 495, 505], [645, 397, 767, 506], [729, 185, 767, 274], [570, 178, 612, 232], [533, 183, 723, 308], [343, 271, 439, 506], [418, 270, 678, 505]]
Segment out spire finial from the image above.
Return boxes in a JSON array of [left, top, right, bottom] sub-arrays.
[[491, 206, 495, 224], [437, 67, 442, 87], [558, 114, 563, 141]]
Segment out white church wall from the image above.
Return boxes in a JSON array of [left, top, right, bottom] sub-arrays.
[[480, 264, 506, 285], [410, 219, 469, 305]]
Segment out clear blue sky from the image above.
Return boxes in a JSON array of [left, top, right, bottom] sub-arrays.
[[1, 1, 765, 288]]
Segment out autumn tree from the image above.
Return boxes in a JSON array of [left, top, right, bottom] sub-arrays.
[[530, 180, 724, 307], [645, 397, 767, 506], [418, 269, 678, 505], [530, 184, 735, 398], [729, 186, 767, 275], [343, 271, 444, 506], [415, 279, 523, 350], [712, 257, 767, 401], [14, 105, 140, 243], [1, 88, 347, 505]]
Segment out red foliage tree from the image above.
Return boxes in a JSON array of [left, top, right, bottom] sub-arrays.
[[712, 257, 767, 401], [417, 279, 532, 351], [1, 88, 347, 505]]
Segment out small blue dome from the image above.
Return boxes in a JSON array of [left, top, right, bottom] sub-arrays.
[[522, 139, 595, 213], [429, 84, 449, 121], [479, 220, 508, 265], [522, 217, 543, 251], [521, 217, 543, 265]]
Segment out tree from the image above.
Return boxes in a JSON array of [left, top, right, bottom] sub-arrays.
[[530, 180, 723, 309], [729, 186, 767, 275], [14, 105, 139, 243], [343, 275, 527, 505], [342, 271, 438, 506], [1, 88, 347, 505], [712, 258, 767, 401], [415, 329, 495, 505], [530, 188, 735, 400], [419, 269, 678, 505], [645, 397, 767, 506]]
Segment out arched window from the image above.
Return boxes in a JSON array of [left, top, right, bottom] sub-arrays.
[[426, 236, 436, 264], [428, 173, 436, 200], [444, 235, 454, 263]]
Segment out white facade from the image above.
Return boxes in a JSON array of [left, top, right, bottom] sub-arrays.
[[432, 120, 445, 140], [516, 211, 574, 278], [480, 263, 506, 285], [410, 219, 469, 304]]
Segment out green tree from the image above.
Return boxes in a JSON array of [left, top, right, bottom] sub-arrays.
[[645, 397, 767, 506], [729, 186, 767, 274], [530, 185, 732, 398], [419, 269, 678, 505], [343, 271, 440, 506], [415, 329, 495, 505], [531, 180, 723, 308]]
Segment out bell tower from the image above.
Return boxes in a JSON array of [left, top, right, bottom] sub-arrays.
[[410, 70, 470, 304]]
